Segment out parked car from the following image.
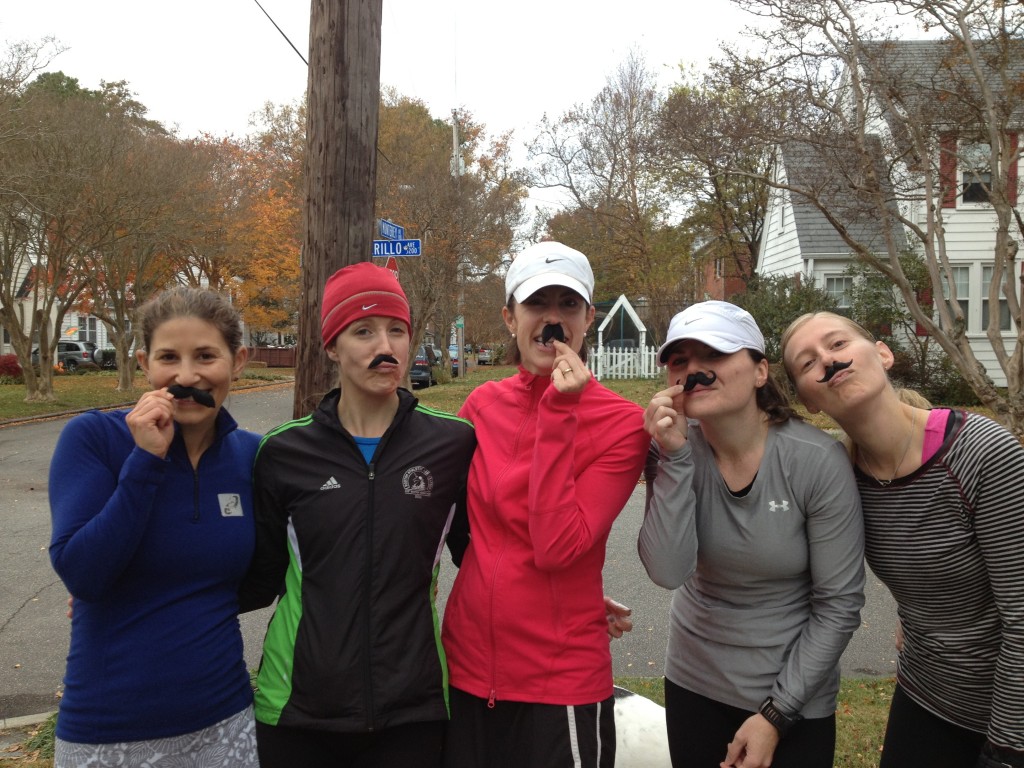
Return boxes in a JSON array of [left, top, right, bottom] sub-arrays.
[[31, 340, 101, 373], [477, 346, 493, 365], [448, 344, 460, 377], [409, 344, 438, 389]]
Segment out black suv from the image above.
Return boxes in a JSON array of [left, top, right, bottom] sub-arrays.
[[32, 340, 101, 373], [409, 345, 438, 388]]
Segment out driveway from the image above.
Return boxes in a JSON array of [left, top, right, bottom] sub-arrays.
[[0, 384, 898, 720]]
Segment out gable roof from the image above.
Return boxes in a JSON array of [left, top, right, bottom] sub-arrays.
[[857, 38, 1024, 130], [780, 137, 908, 257]]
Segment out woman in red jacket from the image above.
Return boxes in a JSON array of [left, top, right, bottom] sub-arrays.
[[441, 242, 649, 768]]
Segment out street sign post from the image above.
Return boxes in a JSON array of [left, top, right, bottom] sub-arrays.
[[378, 219, 405, 240], [372, 239, 422, 256]]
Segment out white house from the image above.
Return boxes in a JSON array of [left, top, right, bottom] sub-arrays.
[[757, 39, 1022, 386]]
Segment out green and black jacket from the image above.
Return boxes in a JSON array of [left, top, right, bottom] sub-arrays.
[[239, 387, 476, 733]]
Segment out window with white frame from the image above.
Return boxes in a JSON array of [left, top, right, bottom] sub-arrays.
[[825, 275, 854, 310], [77, 315, 98, 343], [982, 265, 1012, 331], [941, 266, 971, 328], [961, 141, 992, 204]]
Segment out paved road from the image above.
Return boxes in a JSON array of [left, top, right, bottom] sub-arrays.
[[0, 384, 898, 720]]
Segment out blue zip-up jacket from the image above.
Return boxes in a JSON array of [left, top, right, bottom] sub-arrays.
[[49, 408, 259, 743]]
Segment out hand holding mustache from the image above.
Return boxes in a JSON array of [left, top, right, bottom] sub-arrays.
[[541, 324, 565, 345], [681, 371, 717, 392], [167, 385, 216, 408]]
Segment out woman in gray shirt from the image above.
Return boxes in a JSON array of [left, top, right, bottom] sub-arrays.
[[639, 301, 865, 768]]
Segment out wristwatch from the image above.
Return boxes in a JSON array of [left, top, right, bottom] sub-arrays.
[[758, 696, 803, 737]]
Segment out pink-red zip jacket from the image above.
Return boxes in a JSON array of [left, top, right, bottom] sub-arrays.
[[442, 368, 648, 705]]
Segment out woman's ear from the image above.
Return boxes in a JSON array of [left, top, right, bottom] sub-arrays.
[[232, 346, 249, 380], [502, 305, 516, 337], [876, 340, 895, 371]]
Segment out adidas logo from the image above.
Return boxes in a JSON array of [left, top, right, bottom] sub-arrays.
[[320, 477, 341, 491]]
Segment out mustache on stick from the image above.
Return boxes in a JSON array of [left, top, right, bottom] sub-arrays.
[[817, 359, 853, 383], [368, 354, 400, 369], [167, 385, 216, 408], [678, 371, 717, 392], [541, 324, 565, 345]]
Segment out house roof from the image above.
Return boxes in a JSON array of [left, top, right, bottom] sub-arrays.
[[780, 138, 908, 257], [857, 38, 1024, 130]]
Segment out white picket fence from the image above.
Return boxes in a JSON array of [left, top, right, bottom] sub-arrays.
[[588, 345, 661, 380]]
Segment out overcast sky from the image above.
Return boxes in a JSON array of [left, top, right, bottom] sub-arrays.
[[3, 2, 754, 135]]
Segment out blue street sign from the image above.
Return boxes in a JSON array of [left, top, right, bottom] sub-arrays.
[[372, 239, 422, 256], [378, 219, 405, 240]]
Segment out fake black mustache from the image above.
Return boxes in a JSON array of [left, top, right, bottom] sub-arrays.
[[541, 324, 565, 345], [818, 359, 852, 383], [368, 354, 400, 369], [167, 385, 216, 408], [678, 371, 717, 391]]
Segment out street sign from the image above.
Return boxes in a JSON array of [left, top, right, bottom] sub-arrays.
[[455, 315, 464, 329], [378, 219, 405, 240], [383, 255, 399, 280], [373, 239, 421, 256]]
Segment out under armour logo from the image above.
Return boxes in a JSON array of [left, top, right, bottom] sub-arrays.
[[768, 500, 790, 513]]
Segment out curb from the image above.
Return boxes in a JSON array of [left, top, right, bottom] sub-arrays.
[[0, 710, 53, 730], [0, 379, 295, 429]]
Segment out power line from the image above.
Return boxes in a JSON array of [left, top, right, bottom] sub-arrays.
[[252, 0, 308, 66]]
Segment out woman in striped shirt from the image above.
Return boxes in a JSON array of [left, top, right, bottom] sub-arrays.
[[782, 312, 1024, 768]]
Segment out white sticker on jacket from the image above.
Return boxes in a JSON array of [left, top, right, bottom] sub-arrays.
[[219, 493, 245, 517]]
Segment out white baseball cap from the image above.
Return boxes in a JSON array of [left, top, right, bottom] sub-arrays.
[[657, 301, 765, 365], [505, 241, 595, 304]]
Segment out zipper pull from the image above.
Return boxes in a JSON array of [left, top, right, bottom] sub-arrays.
[[487, 690, 496, 709], [368, 462, 375, 481]]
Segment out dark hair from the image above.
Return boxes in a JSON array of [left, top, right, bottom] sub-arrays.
[[137, 287, 244, 355], [505, 297, 590, 364], [748, 350, 803, 424]]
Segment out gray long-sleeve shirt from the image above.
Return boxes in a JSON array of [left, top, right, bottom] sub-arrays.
[[638, 419, 865, 718]]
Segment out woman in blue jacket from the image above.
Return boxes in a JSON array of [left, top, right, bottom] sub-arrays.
[[48, 287, 259, 768]]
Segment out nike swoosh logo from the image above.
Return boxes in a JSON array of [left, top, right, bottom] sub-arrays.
[[362, 304, 378, 310], [544, 258, 564, 264], [683, 318, 699, 325]]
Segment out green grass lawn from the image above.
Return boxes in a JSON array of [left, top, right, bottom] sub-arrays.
[[0, 367, 295, 422]]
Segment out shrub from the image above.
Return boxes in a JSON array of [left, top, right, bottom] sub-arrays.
[[0, 354, 23, 383]]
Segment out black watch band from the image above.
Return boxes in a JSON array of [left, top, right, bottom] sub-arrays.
[[758, 696, 803, 737]]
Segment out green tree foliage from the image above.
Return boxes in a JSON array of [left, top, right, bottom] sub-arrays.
[[732, 274, 837, 363]]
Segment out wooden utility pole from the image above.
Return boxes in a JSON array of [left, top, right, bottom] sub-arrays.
[[293, 0, 383, 418]]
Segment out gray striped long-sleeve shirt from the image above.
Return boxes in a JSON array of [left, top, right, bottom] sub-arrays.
[[858, 410, 1024, 752]]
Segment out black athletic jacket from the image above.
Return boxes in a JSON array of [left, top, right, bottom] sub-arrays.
[[239, 388, 476, 733]]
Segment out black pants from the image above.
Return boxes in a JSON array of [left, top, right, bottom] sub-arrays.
[[664, 678, 835, 768], [878, 683, 985, 767], [255, 719, 444, 768], [442, 686, 616, 768]]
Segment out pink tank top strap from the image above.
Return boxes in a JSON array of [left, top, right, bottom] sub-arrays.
[[922, 408, 951, 462]]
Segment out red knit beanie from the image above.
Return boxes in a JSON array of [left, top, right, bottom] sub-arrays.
[[320, 262, 411, 347]]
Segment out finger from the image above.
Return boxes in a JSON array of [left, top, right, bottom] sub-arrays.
[[605, 597, 631, 616]]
